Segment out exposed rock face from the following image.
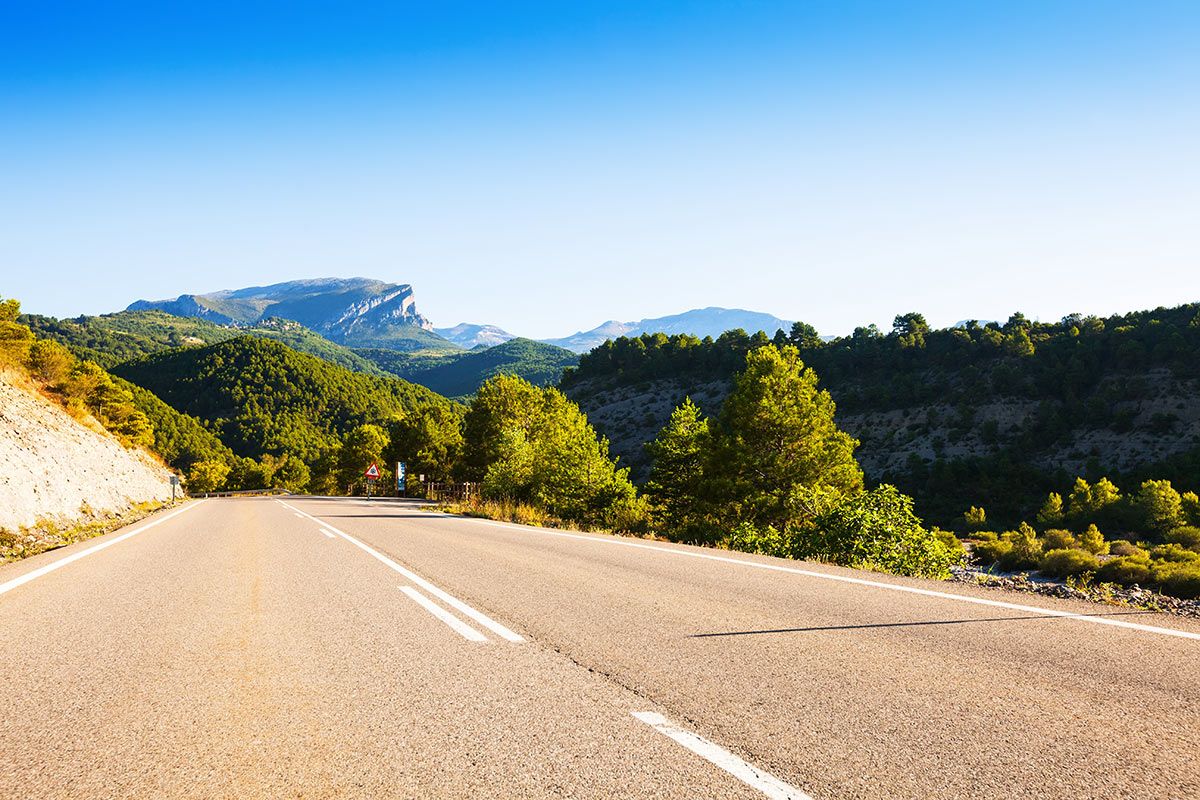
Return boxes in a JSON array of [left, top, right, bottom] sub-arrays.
[[128, 278, 435, 345], [0, 373, 174, 531]]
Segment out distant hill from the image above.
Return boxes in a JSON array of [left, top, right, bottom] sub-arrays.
[[112, 337, 455, 462], [22, 310, 392, 376], [434, 323, 516, 349], [543, 307, 794, 353], [561, 305, 1200, 528], [126, 277, 452, 350], [355, 338, 578, 398]]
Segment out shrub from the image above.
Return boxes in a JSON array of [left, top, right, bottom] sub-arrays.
[[1078, 524, 1109, 555], [1149, 543, 1200, 563], [1166, 526, 1200, 552], [1038, 548, 1099, 577], [802, 484, 964, 578], [1097, 556, 1153, 586], [972, 530, 999, 542], [1108, 540, 1147, 558], [998, 522, 1042, 571], [1041, 529, 1076, 551], [972, 539, 1012, 566], [726, 522, 790, 559], [1152, 562, 1200, 600], [933, 528, 965, 557]]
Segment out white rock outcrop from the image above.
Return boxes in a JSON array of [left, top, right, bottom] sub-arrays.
[[0, 372, 174, 531]]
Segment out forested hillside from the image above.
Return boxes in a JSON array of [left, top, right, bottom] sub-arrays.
[[355, 338, 579, 397], [113, 337, 455, 463], [23, 311, 391, 375], [562, 304, 1200, 528]]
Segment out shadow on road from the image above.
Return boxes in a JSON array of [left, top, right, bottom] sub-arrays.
[[689, 610, 1158, 638]]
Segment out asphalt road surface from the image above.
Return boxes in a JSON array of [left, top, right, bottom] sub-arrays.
[[1, 497, 1198, 799]]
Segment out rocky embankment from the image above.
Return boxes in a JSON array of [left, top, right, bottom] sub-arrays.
[[0, 372, 175, 534]]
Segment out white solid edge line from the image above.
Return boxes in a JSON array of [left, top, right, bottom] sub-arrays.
[[0, 500, 208, 597], [430, 514, 1200, 643], [276, 500, 525, 642], [632, 711, 812, 800], [400, 586, 489, 642]]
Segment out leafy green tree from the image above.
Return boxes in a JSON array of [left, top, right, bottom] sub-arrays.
[[187, 460, 231, 493], [713, 344, 862, 531], [267, 454, 311, 492], [787, 321, 823, 349], [644, 398, 715, 543], [892, 312, 929, 348], [1067, 477, 1094, 517], [464, 374, 640, 527], [1001, 522, 1043, 570], [0, 297, 34, 367], [339, 424, 390, 488], [1036, 492, 1064, 525], [1180, 492, 1200, 527], [1135, 479, 1184, 535], [384, 405, 465, 482], [27, 339, 75, 386]]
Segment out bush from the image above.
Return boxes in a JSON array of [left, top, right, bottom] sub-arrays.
[[1078, 524, 1108, 555], [1166, 526, 1200, 552], [802, 484, 964, 578], [1108, 540, 1147, 558], [998, 523, 1042, 571], [972, 539, 1012, 566], [1041, 529, 1076, 551], [1097, 556, 1153, 586], [1152, 562, 1200, 600], [972, 530, 999, 542], [1149, 543, 1200, 563], [1038, 548, 1099, 577], [933, 528, 965, 557], [726, 522, 790, 559]]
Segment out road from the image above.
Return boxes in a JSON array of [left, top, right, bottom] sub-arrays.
[[1, 497, 1198, 799]]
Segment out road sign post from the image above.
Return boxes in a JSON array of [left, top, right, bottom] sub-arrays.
[[364, 462, 380, 499], [396, 461, 407, 497]]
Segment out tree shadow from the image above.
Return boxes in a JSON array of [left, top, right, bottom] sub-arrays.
[[689, 610, 1158, 638]]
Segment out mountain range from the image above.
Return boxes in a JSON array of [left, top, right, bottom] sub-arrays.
[[131, 277, 796, 355]]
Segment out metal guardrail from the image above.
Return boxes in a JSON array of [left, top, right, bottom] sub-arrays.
[[194, 488, 290, 498]]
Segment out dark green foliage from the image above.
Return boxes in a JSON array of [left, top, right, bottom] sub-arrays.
[[1152, 563, 1200, 599], [1166, 526, 1200, 551], [357, 338, 579, 397], [563, 302, 1200, 530], [113, 337, 455, 464], [118, 378, 237, 471], [972, 539, 1012, 566], [461, 374, 642, 529], [800, 485, 963, 578], [1038, 548, 1099, 577], [22, 310, 389, 375], [998, 523, 1042, 571], [1097, 556, 1153, 586], [643, 399, 715, 543], [383, 406, 466, 483]]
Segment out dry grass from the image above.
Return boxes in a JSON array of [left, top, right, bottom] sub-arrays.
[[0, 500, 177, 563]]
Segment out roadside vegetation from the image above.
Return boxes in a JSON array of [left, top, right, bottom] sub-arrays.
[[0, 500, 176, 563], [959, 476, 1200, 599]]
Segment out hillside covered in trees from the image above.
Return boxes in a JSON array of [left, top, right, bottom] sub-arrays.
[[113, 337, 454, 463], [562, 303, 1200, 529], [354, 338, 579, 398]]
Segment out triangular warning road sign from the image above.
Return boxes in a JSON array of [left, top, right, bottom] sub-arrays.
[[364, 462, 380, 479]]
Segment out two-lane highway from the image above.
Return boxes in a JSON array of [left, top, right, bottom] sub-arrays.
[[2, 497, 1198, 798]]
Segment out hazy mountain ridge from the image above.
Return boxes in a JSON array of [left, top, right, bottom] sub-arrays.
[[434, 323, 516, 349], [543, 307, 794, 353]]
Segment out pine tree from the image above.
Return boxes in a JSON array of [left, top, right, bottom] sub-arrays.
[[715, 344, 863, 531], [645, 398, 714, 543]]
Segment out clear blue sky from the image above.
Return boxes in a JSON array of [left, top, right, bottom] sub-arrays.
[[2, 1, 1197, 338]]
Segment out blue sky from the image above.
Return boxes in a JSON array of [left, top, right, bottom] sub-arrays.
[[2, 1, 1197, 338]]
